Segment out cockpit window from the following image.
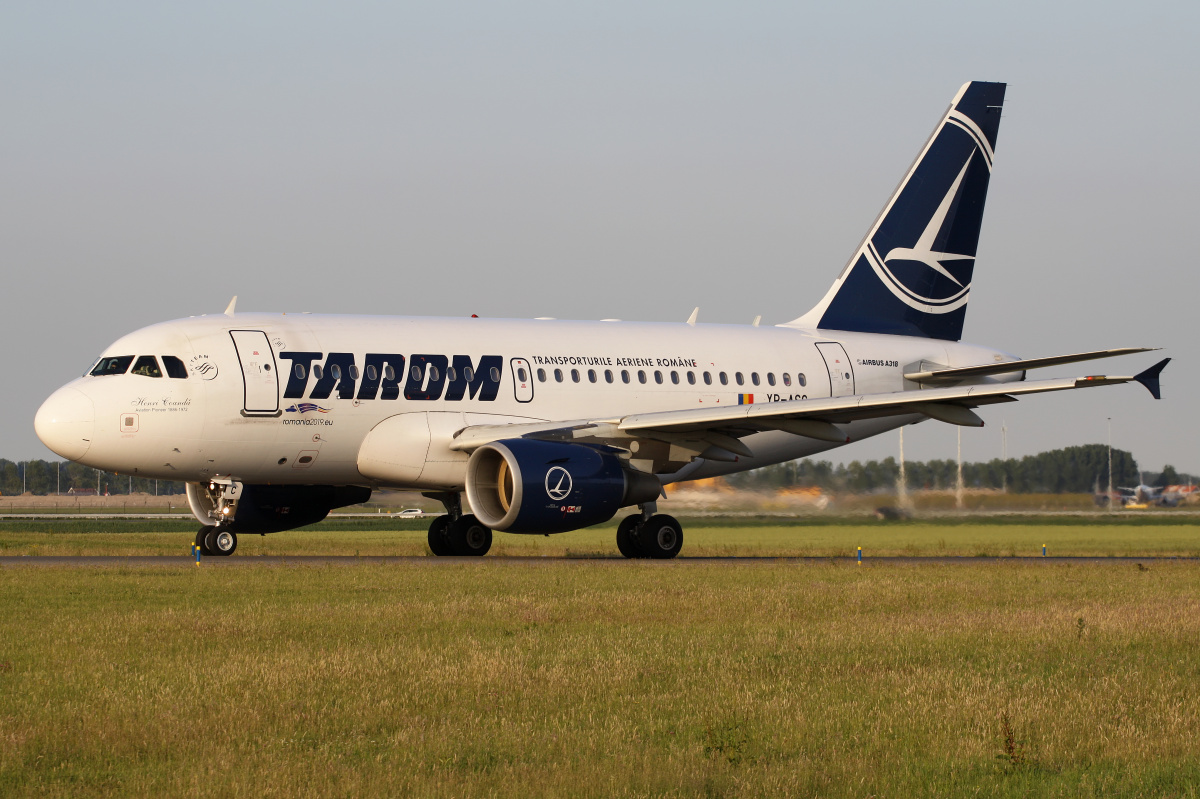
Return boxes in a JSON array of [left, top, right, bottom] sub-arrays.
[[162, 355, 188, 379], [131, 355, 163, 378], [90, 356, 134, 376]]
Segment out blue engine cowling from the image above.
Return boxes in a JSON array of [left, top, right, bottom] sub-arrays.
[[465, 439, 661, 534]]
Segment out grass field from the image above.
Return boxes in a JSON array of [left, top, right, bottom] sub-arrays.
[[1, 515, 1198, 558], [1, 557, 1199, 797]]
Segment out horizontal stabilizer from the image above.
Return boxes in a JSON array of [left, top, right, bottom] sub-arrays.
[[904, 347, 1157, 383], [1134, 358, 1170, 400]]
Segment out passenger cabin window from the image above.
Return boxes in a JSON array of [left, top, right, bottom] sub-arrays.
[[162, 356, 188, 379], [349, 365, 360, 380], [750, 372, 760, 386], [131, 355, 163, 378], [331, 364, 342, 380], [782, 373, 791, 386], [517, 367, 527, 382], [295, 364, 307, 380], [588, 369, 597, 383], [605, 369, 614, 383], [537, 368, 547, 382], [797, 373, 807, 387], [366, 365, 378, 381], [571, 369, 581, 383], [654, 371, 663, 384], [464, 367, 475, 382], [554, 369, 563, 382], [671, 371, 680, 385], [621, 370, 631, 384], [719, 372, 728, 385], [735, 372, 744, 386], [767, 373, 776, 386], [313, 364, 324, 380], [91, 356, 134, 376], [638, 370, 647, 384], [686, 372, 696, 385], [383, 365, 395, 381], [489, 367, 501, 382]]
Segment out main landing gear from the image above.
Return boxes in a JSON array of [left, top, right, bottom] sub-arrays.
[[195, 526, 237, 557], [616, 505, 683, 559], [424, 492, 493, 557]]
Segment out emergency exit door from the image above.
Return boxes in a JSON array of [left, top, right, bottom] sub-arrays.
[[230, 330, 281, 415], [815, 342, 855, 398], [511, 358, 534, 403]]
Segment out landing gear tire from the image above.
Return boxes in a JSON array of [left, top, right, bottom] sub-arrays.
[[427, 515, 454, 556], [616, 515, 642, 559], [195, 527, 215, 556], [447, 514, 492, 556], [211, 529, 237, 556], [638, 514, 683, 559]]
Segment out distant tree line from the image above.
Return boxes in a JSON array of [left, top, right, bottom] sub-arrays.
[[0, 460, 186, 496], [725, 444, 1192, 494]]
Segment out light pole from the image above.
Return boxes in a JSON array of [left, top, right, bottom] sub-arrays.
[[1107, 417, 1114, 513], [955, 427, 964, 510], [1001, 419, 1008, 493]]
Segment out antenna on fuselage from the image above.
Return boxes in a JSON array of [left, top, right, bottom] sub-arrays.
[[224, 296, 237, 316], [686, 307, 699, 326]]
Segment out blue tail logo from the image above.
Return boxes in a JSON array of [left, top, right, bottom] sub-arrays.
[[791, 82, 1006, 341]]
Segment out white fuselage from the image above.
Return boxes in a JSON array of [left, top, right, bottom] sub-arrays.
[[36, 312, 1017, 490]]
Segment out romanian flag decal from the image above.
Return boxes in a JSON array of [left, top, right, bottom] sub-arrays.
[[738, 394, 754, 405]]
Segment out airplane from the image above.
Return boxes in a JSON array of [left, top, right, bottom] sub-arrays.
[[34, 81, 1169, 559]]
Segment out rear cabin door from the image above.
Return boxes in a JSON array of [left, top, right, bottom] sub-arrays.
[[511, 358, 534, 403], [230, 330, 281, 415], [815, 342, 855, 398]]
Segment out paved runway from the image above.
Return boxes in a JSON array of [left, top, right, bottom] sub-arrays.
[[2, 555, 1196, 567]]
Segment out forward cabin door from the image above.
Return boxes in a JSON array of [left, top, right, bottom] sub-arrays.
[[230, 330, 281, 416], [815, 342, 855, 398]]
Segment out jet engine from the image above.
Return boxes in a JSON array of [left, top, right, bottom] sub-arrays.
[[465, 439, 660, 534], [187, 482, 372, 533]]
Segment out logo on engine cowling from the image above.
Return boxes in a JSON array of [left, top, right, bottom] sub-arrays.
[[545, 466, 573, 501]]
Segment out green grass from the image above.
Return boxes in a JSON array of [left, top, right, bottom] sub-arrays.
[[1, 561, 1199, 796], [1, 516, 1198, 557]]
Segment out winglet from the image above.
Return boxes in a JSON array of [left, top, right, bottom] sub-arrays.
[[686, 307, 699, 326], [224, 296, 238, 316], [1134, 358, 1170, 400]]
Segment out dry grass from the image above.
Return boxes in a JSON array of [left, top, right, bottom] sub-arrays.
[[1, 561, 1199, 796]]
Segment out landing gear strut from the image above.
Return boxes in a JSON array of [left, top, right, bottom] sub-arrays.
[[423, 491, 493, 557], [616, 505, 683, 559]]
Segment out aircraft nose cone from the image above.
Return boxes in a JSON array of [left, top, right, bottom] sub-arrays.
[[35, 387, 95, 461]]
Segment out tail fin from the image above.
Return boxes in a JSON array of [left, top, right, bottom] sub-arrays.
[[787, 81, 1007, 340]]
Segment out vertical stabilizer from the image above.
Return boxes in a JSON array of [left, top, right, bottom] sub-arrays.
[[786, 81, 1006, 340]]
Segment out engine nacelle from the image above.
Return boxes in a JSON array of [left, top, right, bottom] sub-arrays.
[[465, 439, 661, 534], [187, 482, 372, 533]]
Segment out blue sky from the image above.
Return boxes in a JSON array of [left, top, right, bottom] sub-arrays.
[[4, 1, 1197, 472]]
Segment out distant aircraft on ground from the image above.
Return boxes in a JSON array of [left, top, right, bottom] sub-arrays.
[[35, 81, 1168, 558]]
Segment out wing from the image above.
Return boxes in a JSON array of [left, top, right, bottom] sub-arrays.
[[448, 358, 1169, 471], [904, 347, 1157, 383]]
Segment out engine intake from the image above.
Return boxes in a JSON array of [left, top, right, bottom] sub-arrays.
[[466, 439, 660, 534]]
